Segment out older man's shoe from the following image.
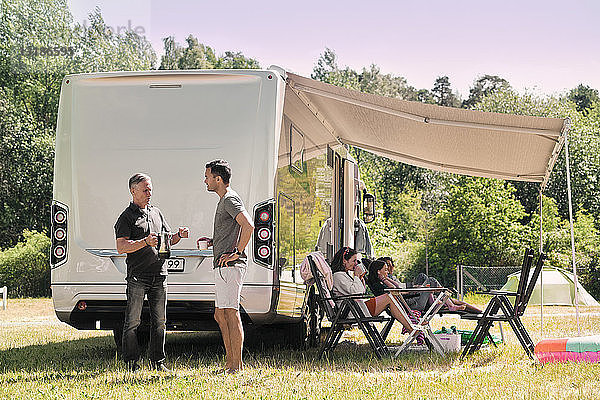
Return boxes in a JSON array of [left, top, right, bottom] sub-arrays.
[[126, 361, 139, 372]]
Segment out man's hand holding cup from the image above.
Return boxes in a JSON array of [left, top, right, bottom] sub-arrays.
[[145, 232, 158, 247], [177, 227, 190, 239], [197, 236, 213, 250]]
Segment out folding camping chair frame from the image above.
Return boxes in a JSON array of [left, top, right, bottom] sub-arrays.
[[307, 255, 394, 359], [461, 248, 547, 359], [385, 287, 452, 356]]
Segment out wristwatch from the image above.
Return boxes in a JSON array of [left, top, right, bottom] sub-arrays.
[[233, 247, 241, 256]]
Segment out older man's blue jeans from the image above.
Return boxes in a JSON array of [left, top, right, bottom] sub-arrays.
[[122, 275, 167, 364]]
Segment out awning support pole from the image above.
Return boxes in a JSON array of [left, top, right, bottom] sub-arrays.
[[564, 129, 581, 335], [539, 188, 544, 337]]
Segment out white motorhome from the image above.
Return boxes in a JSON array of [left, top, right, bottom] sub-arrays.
[[51, 67, 375, 348]]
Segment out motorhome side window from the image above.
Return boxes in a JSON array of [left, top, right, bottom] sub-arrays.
[[289, 124, 304, 173], [277, 192, 296, 281]]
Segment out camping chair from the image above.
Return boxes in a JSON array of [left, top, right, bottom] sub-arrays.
[[461, 248, 546, 359], [435, 287, 506, 346], [364, 277, 452, 355], [385, 287, 452, 356], [306, 255, 394, 359]]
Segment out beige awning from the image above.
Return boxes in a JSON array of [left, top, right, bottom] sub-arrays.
[[284, 72, 567, 188]]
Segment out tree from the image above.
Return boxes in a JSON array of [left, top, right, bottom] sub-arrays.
[[476, 88, 600, 223], [0, 0, 73, 248], [216, 51, 260, 69], [311, 48, 359, 89], [524, 194, 564, 255], [350, 143, 446, 222], [177, 35, 217, 69], [0, 0, 156, 248], [0, 91, 54, 248], [572, 210, 600, 298], [411, 88, 435, 104], [462, 75, 510, 109], [313, 48, 424, 100], [567, 84, 599, 115], [159, 35, 258, 70], [159, 37, 183, 70], [431, 76, 460, 107], [357, 64, 417, 100], [417, 177, 527, 284], [0, 0, 77, 133], [0, 3, 156, 133], [474, 82, 600, 297], [526, 198, 600, 298], [0, 230, 51, 297], [75, 9, 156, 73]]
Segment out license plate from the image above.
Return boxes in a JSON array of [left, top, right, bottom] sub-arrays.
[[166, 258, 185, 272]]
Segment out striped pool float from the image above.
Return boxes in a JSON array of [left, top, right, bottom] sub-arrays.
[[535, 335, 600, 363]]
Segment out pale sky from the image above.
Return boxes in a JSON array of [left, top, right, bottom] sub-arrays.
[[68, 0, 600, 98]]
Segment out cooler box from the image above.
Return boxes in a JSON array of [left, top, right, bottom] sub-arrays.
[[434, 333, 461, 352]]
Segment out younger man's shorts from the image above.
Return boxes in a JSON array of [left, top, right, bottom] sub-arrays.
[[214, 263, 246, 310]]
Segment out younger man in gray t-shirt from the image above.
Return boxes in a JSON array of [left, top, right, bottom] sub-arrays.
[[200, 159, 254, 374], [212, 190, 248, 268]]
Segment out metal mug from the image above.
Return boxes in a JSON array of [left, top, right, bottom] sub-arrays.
[[157, 231, 171, 259]]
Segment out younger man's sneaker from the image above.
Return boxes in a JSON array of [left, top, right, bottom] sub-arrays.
[[152, 362, 173, 373]]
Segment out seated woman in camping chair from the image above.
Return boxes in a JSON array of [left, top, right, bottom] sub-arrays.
[[330, 247, 424, 342]]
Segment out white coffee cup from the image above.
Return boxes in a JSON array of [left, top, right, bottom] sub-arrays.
[[354, 263, 365, 277], [197, 239, 209, 250]]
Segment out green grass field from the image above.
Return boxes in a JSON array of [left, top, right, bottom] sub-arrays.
[[1, 298, 599, 399]]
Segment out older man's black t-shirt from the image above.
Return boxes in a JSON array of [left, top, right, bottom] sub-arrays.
[[114, 203, 171, 278]]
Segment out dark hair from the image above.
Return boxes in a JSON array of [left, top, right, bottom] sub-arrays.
[[367, 259, 388, 296], [361, 258, 373, 270], [382, 256, 394, 271], [205, 159, 231, 184], [367, 259, 387, 286], [128, 173, 151, 190], [330, 246, 357, 273]]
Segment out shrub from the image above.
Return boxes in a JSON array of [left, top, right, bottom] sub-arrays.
[[0, 230, 50, 297], [422, 177, 527, 285], [578, 261, 600, 300]]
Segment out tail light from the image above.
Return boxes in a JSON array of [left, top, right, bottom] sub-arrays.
[[51, 201, 68, 267], [257, 228, 271, 241], [253, 200, 274, 267], [257, 245, 271, 258], [76, 300, 87, 311]]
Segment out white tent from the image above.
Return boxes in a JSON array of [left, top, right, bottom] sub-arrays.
[[501, 267, 599, 306], [283, 70, 580, 333]]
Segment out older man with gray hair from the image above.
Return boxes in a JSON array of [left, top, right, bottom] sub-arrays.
[[115, 173, 189, 372]]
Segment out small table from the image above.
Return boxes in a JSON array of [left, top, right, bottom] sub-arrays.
[[385, 287, 452, 356]]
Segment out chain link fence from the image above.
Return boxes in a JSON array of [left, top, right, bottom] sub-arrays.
[[456, 265, 522, 299]]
